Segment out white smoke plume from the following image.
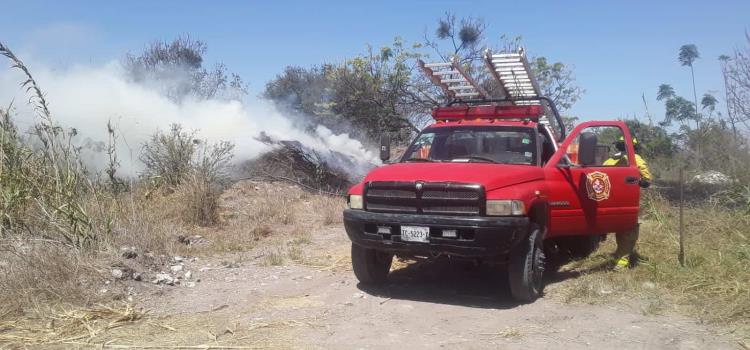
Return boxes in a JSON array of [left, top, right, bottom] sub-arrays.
[[0, 58, 380, 179]]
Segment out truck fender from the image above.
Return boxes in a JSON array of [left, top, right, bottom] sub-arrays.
[[527, 201, 550, 240]]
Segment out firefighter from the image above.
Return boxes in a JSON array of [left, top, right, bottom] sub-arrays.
[[604, 136, 652, 270]]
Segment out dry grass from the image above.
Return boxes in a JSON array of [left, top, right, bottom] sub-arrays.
[[262, 249, 286, 266], [309, 195, 346, 226], [194, 180, 343, 255], [0, 188, 183, 317], [174, 174, 224, 226], [0, 241, 100, 316], [0, 304, 145, 346], [551, 192, 750, 339], [0, 303, 299, 348]]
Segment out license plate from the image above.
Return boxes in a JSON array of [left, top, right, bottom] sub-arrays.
[[400, 226, 430, 243]]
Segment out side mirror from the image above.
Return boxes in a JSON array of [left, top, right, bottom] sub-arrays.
[[578, 132, 597, 166], [379, 134, 391, 162]]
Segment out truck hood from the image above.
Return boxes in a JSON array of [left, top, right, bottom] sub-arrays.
[[363, 162, 544, 191]]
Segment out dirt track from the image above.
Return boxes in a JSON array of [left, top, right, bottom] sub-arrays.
[[127, 226, 737, 350]]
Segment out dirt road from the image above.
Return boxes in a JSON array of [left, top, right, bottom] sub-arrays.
[[121, 226, 737, 350]]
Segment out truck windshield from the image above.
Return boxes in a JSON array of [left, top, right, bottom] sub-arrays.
[[402, 126, 537, 165]]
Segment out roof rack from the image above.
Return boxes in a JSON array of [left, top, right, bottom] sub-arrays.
[[483, 48, 542, 105], [418, 57, 487, 100]]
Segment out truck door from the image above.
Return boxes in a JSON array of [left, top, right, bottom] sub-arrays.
[[544, 121, 641, 237]]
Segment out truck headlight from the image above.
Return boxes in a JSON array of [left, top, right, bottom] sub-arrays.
[[348, 195, 363, 210], [486, 200, 525, 216]]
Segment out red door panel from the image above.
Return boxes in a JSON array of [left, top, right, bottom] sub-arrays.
[[544, 121, 641, 237]]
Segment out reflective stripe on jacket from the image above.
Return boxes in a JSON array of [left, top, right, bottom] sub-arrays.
[[603, 153, 652, 181]]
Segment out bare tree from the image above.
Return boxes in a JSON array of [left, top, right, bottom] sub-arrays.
[[723, 33, 750, 134]]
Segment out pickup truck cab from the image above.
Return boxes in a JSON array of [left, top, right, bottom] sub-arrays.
[[343, 100, 643, 302]]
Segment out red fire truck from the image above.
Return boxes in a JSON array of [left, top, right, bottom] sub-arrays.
[[343, 49, 644, 302]]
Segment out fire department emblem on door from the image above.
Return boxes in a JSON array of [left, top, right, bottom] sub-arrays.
[[586, 171, 611, 201]]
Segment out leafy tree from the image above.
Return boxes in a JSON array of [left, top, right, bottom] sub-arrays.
[[124, 35, 247, 101], [263, 65, 334, 118], [663, 96, 699, 128], [657, 84, 675, 101], [622, 119, 675, 159], [678, 44, 700, 119], [656, 83, 702, 129], [328, 39, 423, 140], [264, 38, 423, 143], [532, 57, 584, 111], [561, 115, 579, 134], [701, 93, 718, 117]]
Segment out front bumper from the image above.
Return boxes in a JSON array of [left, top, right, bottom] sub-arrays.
[[343, 209, 529, 258]]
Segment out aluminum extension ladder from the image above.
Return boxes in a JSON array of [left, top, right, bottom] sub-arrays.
[[483, 48, 542, 105], [417, 57, 487, 100], [419, 48, 542, 105]]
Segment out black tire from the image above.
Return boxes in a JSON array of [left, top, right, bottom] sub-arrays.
[[555, 235, 601, 259], [508, 223, 545, 302], [351, 243, 393, 285]]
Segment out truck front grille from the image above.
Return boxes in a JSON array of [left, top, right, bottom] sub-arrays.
[[364, 181, 485, 216]]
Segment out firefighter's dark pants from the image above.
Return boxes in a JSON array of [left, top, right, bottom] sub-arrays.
[[614, 224, 639, 260]]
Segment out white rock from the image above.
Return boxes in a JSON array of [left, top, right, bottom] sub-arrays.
[[111, 268, 124, 280], [153, 273, 175, 285], [170, 265, 184, 273], [691, 171, 732, 185], [174, 256, 184, 262], [184, 271, 193, 280], [186, 281, 196, 288], [352, 292, 365, 299]]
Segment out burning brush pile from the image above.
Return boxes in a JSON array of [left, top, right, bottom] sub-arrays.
[[243, 132, 378, 194]]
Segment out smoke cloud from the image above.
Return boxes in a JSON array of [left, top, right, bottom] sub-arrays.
[[0, 58, 379, 179]]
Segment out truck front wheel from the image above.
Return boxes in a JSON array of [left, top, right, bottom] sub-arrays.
[[351, 243, 393, 285], [508, 223, 545, 302]]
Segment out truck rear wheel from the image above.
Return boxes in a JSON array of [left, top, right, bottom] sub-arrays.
[[508, 223, 545, 302], [351, 243, 393, 285]]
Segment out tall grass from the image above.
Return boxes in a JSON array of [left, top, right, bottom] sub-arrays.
[[554, 191, 750, 338], [0, 42, 93, 246]]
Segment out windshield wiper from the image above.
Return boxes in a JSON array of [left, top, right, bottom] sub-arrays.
[[404, 157, 435, 162], [451, 156, 498, 163]]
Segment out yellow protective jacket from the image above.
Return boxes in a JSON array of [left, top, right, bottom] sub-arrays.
[[603, 153, 652, 181]]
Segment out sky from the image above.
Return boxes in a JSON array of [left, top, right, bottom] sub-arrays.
[[1, 0, 749, 124]]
